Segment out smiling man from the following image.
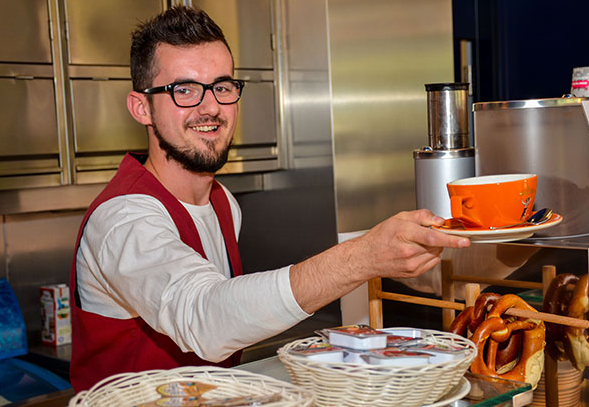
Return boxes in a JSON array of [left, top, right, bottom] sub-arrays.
[[69, 6, 469, 392], [130, 40, 238, 204]]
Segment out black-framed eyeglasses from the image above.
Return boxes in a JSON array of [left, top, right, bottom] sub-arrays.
[[140, 79, 245, 108]]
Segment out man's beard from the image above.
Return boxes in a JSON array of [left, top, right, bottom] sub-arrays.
[[151, 120, 231, 173]]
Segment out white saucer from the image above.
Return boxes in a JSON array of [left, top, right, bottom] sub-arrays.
[[422, 377, 471, 407], [432, 213, 563, 243]]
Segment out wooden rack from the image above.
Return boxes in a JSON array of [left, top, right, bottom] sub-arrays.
[[368, 263, 587, 407]]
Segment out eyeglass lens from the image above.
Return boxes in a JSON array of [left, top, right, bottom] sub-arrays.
[[173, 81, 241, 106]]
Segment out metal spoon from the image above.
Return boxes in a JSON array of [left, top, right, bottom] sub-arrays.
[[489, 208, 553, 229]]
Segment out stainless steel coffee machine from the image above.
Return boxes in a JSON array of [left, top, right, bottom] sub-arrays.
[[414, 83, 475, 218]]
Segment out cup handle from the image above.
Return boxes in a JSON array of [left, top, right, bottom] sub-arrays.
[[450, 195, 480, 226]]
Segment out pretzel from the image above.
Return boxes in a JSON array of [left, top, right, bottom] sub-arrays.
[[449, 306, 474, 337], [469, 292, 502, 332], [449, 292, 501, 337], [543, 273, 579, 360], [450, 292, 522, 367], [563, 274, 589, 371], [470, 294, 545, 388], [493, 329, 523, 371], [485, 319, 535, 371]]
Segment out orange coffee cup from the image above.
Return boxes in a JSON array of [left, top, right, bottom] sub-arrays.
[[446, 174, 537, 228]]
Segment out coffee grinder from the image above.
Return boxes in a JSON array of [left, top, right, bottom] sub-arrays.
[[413, 83, 475, 218]]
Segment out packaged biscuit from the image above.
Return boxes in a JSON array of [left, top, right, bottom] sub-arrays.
[[135, 396, 201, 407], [157, 381, 216, 397]]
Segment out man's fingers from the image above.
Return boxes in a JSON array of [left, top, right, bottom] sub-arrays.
[[392, 252, 442, 278], [394, 209, 444, 226], [402, 221, 470, 249]]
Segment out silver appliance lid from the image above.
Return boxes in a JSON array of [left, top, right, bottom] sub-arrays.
[[473, 97, 587, 111]]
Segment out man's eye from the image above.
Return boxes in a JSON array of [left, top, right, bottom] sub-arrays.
[[175, 86, 193, 95], [214, 82, 234, 93]]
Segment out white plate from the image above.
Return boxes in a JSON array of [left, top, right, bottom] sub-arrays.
[[422, 376, 471, 407], [432, 213, 562, 243]]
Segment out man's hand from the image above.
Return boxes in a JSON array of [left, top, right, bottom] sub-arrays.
[[290, 209, 470, 313], [350, 209, 470, 279]]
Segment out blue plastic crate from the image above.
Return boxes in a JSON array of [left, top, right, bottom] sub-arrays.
[[0, 278, 27, 360], [0, 358, 71, 402]]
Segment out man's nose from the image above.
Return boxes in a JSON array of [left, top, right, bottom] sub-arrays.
[[196, 88, 221, 115]]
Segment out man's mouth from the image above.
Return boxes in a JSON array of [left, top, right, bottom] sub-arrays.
[[191, 124, 220, 133]]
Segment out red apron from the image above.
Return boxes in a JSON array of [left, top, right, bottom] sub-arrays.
[[69, 153, 243, 391]]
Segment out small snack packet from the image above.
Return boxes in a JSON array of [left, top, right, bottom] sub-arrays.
[[290, 343, 345, 363], [363, 348, 430, 366], [381, 327, 429, 339], [315, 324, 373, 341], [157, 381, 216, 397], [343, 348, 368, 364], [325, 325, 388, 350], [155, 397, 202, 406], [412, 344, 467, 364], [134, 397, 201, 407], [385, 335, 423, 348]]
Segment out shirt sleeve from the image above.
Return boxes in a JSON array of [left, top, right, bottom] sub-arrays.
[[76, 194, 310, 362]]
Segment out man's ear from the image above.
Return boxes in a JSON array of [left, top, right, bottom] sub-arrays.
[[127, 91, 153, 126]]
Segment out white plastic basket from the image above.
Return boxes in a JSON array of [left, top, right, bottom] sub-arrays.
[[68, 366, 314, 407], [277, 330, 476, 407]]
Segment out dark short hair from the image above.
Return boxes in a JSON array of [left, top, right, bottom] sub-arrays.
[[130, 6, 231, 91]]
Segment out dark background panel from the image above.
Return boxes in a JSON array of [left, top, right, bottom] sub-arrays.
[[453, 0, 589, 102]]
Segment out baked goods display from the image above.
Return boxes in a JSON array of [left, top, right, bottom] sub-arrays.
[[368, 260, 589, 405], [450, 293, 546, 389], [544, 273, 589, 372], [450, 273, 589, 392]]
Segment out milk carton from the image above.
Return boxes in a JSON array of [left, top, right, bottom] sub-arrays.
[[40, 284, 71, 346]]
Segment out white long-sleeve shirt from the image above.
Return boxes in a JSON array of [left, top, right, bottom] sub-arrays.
[[76, 186, 310, 362]]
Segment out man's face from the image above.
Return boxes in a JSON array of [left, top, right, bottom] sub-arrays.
[[147, 41, 238, 173]]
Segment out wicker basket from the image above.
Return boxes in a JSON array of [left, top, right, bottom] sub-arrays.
[[68, 366, 314, 407], [277, 330, 476, 407]]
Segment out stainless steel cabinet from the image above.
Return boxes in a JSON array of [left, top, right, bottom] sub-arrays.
[[235, 80, 276, 145], [191, 0, 274, 69], [64, 0, 163, 66], [0, 0, 64, 189], [0, 78, 59, 156], [70, 79, 147, 153], [0, 0, 52, 63]]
